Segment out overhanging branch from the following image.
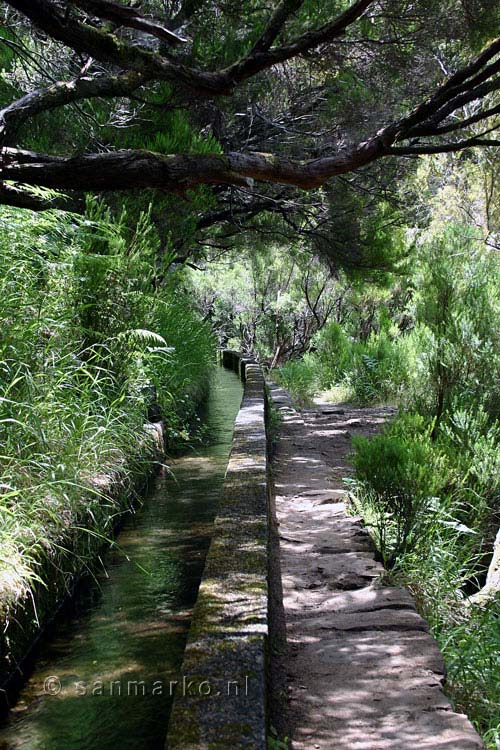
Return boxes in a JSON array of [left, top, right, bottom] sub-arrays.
[[223, 0, 376, 85], [0, 136, 388, 194], [249, 0, 305, 53], [69, 0, 188, 45], [387, 36, 500, 141], [5, 0, 223, 95], [1, 1, 500, 211], [0, 71, 148, 144], [389, 136, 500, 155], [4, 0, 376, 96]]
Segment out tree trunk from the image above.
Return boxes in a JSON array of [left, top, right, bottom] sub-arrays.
[[468, 529, 500, 605]]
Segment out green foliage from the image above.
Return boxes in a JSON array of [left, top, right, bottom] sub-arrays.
[[343, 223, 499, 746], [391, 503, 500, 740], [189, 244, 337, 361], [0, 203, 215, 609], [351, 391, 499, 747], [352, 403, 500, 567], [273, 355, 318, 408], [407, 226, 500, 427], [351, 423, 440, 565], [437, 602, 500, 744], [439, 406, 500, 532], [0, 7, 499, 742], [281, 224, 499, 416], [313, 322, 352, 386], [287, 324, 408, 406], [267, 732, 289, 750], [315, 183, 408, 276], [347, 333, 408, 405], [129, 94, 223, 157]]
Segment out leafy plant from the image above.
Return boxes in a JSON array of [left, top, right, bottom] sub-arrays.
[[351, 428, 440, 565], [274, 355, 318, 407], [0, 203, 215, 613]]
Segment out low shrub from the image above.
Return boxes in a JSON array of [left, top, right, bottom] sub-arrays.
[[273, 355, 318, 407], [347, 332, 408, 405], [351, 425, 441, 565], [312, 322, 352, 387], [351, 402, 500, 747]]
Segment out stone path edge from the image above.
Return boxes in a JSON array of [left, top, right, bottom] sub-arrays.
[[267, 381, 484, 750], [165, 351, 269, 750]]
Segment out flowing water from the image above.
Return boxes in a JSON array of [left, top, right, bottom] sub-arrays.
[[0, 367, 243, 750]]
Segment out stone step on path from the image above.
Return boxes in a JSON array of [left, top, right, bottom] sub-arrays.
[[267, 382, 484, 750]]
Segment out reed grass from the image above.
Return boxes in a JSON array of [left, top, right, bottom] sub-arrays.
[[0, 204, 215, 617]]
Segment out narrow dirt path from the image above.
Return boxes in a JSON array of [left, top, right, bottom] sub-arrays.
[[268, 383, 483, 750]]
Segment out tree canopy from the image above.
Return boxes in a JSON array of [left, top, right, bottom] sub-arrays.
[[0, 0, 499, 213]]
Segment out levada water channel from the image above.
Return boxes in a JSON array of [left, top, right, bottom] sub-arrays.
[[0, 366, 243, 750]]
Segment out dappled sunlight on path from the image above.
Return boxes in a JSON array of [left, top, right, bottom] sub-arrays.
[[268, 384, 483, 750]]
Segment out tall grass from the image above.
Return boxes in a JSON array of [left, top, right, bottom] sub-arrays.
[[0, 204, 215, 616], [273, 354, 319, 407]]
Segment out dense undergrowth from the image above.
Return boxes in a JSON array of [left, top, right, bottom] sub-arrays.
[[274, 326, 408, 408], [0, 204, 215, 619]]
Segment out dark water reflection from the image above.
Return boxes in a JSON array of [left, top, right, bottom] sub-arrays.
[[0, 367, 243, 750]]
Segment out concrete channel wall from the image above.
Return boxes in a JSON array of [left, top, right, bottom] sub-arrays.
[[166, 351, 270, 750]]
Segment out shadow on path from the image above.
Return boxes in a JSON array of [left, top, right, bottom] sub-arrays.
[[268, 384, 483, 750]]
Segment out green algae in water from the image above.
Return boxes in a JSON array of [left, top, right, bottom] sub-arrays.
[[0, 367, 243, 750]]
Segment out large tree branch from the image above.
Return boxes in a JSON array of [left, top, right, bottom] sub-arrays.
[[222, 0, 376, 85], [69, 0, 187, 45], [2, 123, 498, 209], [428, 104, 500, 136], [5, 0, 223, 95], [249, 0, 305, 54], [405, 74, 500, 138], [5, 0, 375, 95], [386, 36, 500, 142], [0, 137, 388, 194], [343, 41, 500, 158], [1, 2, 500, 212], [389, 136, 500, 155], [4, 0, 497, 117], [439, 36, 500, 96], [0, 71, 148, 144]]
